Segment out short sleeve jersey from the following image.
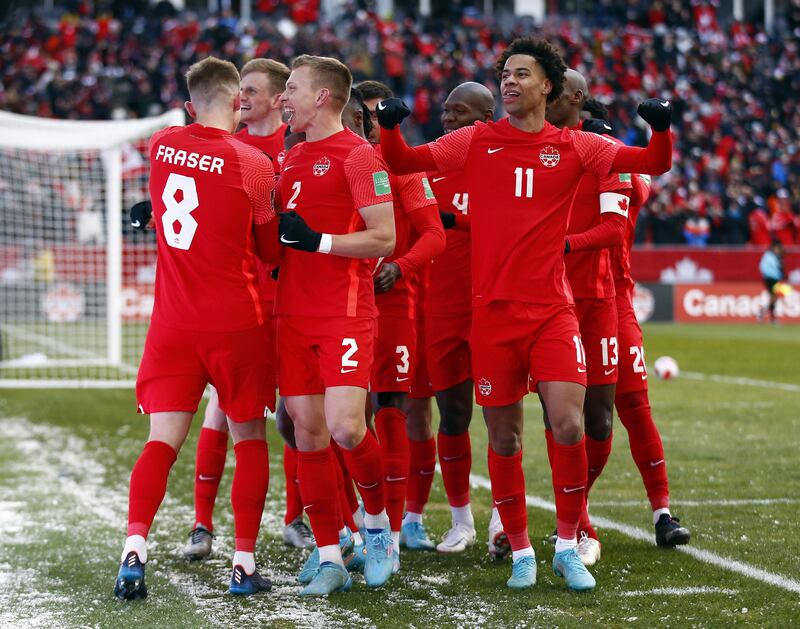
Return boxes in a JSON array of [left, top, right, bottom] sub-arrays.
[[236, 123, 288, 307], [147, 123, 276, 331], [426, 169, 472, 316], [428, 118, 621, 306], [564, 133, 633, 300], [374, 145, 435, 320], [612, 173, 652, 296], [275, 128, 393, 318]]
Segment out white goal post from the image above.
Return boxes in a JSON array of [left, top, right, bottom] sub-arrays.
[[0, 109, 184, 388]]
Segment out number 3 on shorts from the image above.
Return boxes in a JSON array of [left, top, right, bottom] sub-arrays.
[[341, 338, 359, 372], [161, 173, 199, 250]]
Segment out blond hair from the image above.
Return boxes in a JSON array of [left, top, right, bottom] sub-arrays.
[[241, 58, 291, 95], [292, 55, 353, 107], [185, 57, 240, 105]]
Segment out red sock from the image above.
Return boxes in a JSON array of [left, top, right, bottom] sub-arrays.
[[544, 428, 555, 468], [231, 439, 269, 553], [193, 427, 228, 531], [375, 407, 410, 532], [282, 444, 303, 525], [127, 440, 177, 538], [577, 499, 598, 540], [331, 440, 360, 519], [586, 433, 613, 495], [406, 437, 436, 514], [297, 447, 341, 548], [616, 390, 670, 510], [487, 447, 529, 551], [342, 430, 385, 517], [551, 437, 588, 542], [438, 431, 471, 507], [330, 440, 355, 531]]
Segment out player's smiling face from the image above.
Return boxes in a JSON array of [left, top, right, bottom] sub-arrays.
[[441, 95, 483, 133], [280, 66, 318, 133], [500, 54, 550, 117], [239, 72, 273, 126]]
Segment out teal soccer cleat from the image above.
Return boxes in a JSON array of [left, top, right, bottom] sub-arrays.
[[400, 521, 435, 551], [300, 562, 352, 597], [553, 547, 596, 591], [298, 529, 354, 584], [506, 555, 537, 589], [363, 526, 394, 588]]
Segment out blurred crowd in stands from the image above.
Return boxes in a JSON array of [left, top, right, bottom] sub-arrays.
[[2, 0, 799, 246]]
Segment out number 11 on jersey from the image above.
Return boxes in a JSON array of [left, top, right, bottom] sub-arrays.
[[514, 167, 534, 198]]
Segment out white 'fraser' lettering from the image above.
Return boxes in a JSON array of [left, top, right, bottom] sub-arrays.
[[155, 144, 224, 174]]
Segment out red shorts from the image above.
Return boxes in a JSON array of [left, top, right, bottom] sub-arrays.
[[409, 312, 434, 399], [277, 315, 376, 395], [574, 297, 619, 387], [136, 321, 276, 422], [371, 315, 417, 393], [471, 301, 586, 407], [615, 292, 649, 395], [425, 310, 472, 392]]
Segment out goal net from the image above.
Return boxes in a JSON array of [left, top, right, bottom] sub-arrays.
[[0, 109, 184, 388]]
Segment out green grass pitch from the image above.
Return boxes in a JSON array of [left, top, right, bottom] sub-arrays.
[[1, 323, 799, 628]]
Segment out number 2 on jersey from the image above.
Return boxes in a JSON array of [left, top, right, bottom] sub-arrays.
[[161, 173, 199, 250]]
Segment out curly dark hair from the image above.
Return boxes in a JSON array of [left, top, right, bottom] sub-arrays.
[[494, 38, 567, 103], [583, 97, 610, 122]]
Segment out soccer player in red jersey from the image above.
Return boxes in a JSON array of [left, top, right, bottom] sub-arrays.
[[539, 69, 633, 567], [359, 80, 446, 569], [275, 55, 397, 595], [580, 100, 691, 548], [114, 57, 279, 600], [376, 38, 673, 591], [401, 82, 501, 556]]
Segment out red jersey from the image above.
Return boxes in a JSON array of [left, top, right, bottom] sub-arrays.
[[275, 128, 393, 318], [374, 145, 437, 319], [611, 173, 652, 295], [564, 132, 632, 299], [427, 169, 472, 315], [428, 118, 621, 307], [236, 123, 287, 307], [148, 123, 276, 331]]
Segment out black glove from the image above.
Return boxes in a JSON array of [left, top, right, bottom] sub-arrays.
[[270, 266, 280, 281], [375, 98, 410, 129], [130, 201, 152, 231], [582, 118, 613, 135], [279, 211, 322, 252], [637, 98, 672, 132], [564, 239, 571, 254], [440, 211, 456, 230]]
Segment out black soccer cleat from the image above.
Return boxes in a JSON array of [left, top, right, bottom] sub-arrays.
[[114, 551, 148, 600], [655, 514, 691, 547], [229, 565, 273, 596]]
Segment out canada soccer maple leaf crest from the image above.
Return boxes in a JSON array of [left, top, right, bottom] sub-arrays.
[[539, 145, 560, 167], [312, 156, 331, 176]]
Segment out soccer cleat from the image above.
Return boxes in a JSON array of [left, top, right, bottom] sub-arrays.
[[283, 519, 315, 549], [183, 524, 214, 561], [363, 526, 394, 588], [299, 562, 352, 597], [553, 547, 596, 592], [345, 541, 366, 573], [548, 528, 558, 545], [229, 565, 272, 596], [114, 551, 147, 600], [436, 522, 476, 553], [298, 530, 354, 585], [576, 532, 602, 567], [392, 549, 400, 574], [655, 514, 691, 547], [506, 555, 537, 589], [488, 512, 511, 561], [400, 521, 435, 551]]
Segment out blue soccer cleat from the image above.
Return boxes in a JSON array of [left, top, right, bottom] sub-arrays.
[[506, 555, 537, 589], [299, 562, 352, 597], [400, 521, 435, 551], [298, 529, 354, 585], [229, 565, 272, 596], [553, 547, 596, 591], [345, 540, 366, 573], [114, 551, 147, 600], [363, 526, 394, 588]]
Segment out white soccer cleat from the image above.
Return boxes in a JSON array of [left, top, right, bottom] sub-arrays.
[[282, 518, 315, 549], [183, 525, 214, 561], [436, 522, 476, 553], [576, 532, 602, 567], [487, 510, 511, 560]]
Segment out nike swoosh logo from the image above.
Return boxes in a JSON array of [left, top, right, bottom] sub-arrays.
[[386, 475, 407, 482], [377, 102, 386, 110], [356, 481, 378, 489], [604, 368, 616, 376], [420, 470, 435, 476], [432, 176, 446, 182], [282, 165, 294, 170], [341, 368, 357, 374], [641, 374, 648, 380], [649, 459, 664, 467], [131, 220, 141, 228], [562, 486, 586, 494], [603, 124, 612, 130], [396, 377, 409, 382], [487, 147, 504, 154], [280, 235, 300, 244], [494, 497, 513, 505], [441, 455, 461, 462], [198, 475, 218, 481], [578, 367, 587, 373], [661, 100, 670, 107]]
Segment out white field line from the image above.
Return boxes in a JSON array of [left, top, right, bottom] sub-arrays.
[[680, 370, 800, 393], [587, 498, 800, 508], [468, 473, 800, 595], [621, 586, 739, 597]]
